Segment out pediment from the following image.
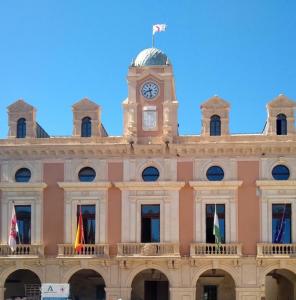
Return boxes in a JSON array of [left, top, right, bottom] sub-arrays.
[[7, 99, 35, 112], [267, 94, 296, 109], [200, 96, 230, 110], [72, 98, 100, 111]]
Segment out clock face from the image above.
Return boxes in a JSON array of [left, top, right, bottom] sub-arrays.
[[141, 81, 159, 100]]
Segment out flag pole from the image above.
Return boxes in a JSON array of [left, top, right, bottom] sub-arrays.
[[152, 32, 155, 48]]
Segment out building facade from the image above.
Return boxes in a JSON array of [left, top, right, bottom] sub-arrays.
[[0, 48, 295, 300]]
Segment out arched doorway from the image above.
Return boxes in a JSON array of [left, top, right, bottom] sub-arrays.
[[69, 269, 105, 300], [4, 269, 41, 300], [265, 269, 296, 300], [196, 269, 235, 300], [131, 268, 169, 300]]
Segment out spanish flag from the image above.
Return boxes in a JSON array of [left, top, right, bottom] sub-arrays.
[[74, 207, 85, 253]]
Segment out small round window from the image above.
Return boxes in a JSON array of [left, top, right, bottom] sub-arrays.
[[272, 165, 290, 180], [142, 166, 160, 182], [78, 167, 96, 182], [206, 166, 224, 181], [15, 168, 31, 182]]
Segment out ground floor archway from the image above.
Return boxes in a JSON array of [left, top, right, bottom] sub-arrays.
[[4, 269, 41, 300], [131, 268, 169, 300], [196, 269, 236, 300], [265, 269, 296, 300], [68, 269, 105, 300]]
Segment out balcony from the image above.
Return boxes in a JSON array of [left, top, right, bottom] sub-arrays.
[[117, 243, 180, 258], [190, 243, 242, 258], [0, 244, 44, 257], [57, 244, 109, 258], [257, 243, 296, 257]]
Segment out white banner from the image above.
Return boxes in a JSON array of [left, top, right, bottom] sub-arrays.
[[41, 284, 70, 298]]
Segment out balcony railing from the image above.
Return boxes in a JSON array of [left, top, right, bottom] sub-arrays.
[[257, 243, 296, 257], [0, 244, 44, 256], [58, 244, 109, 257], [117, 243, 180, 257], [190, 243, 242, 257]]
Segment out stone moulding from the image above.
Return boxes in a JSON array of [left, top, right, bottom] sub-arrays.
[[0, 183, 47, 191], [114, 181, 185, 190], [58, 182, 111, 191]]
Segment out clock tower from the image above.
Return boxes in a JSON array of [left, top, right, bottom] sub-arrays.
[[123, 48, 179, 143]]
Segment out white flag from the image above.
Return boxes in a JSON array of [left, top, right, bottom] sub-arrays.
[[8, 206, 19, 251], [153, 24, 167, 35]]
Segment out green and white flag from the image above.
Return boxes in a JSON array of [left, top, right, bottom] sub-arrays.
[[213, 205, 221, 247]]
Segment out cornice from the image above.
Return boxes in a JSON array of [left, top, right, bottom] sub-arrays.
[[256, 180, 296, 190], [114, 181, 185, 190], [0, 135, 295, 159], [0, 182, 47, 191], [189, 181, 243, 190], [58, 182, 111, 191]]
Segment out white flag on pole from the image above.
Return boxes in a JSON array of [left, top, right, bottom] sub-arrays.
[[153, 24, 167, 35], [8, 206, 19, 251]]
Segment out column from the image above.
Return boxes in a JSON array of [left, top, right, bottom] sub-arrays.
[[120, 287, 132, 300], [170, 287, 195, 300], [235, 287, 264, 300], [105, 287, 121, 300], [0, 286, 5, 300]]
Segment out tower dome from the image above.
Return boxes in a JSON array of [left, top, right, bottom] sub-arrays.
[[133, 48, 169, 67]]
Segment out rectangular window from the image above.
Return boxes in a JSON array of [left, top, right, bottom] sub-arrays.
[[206, 204, 225, 243], [77, 205, 96, 244], [272, 204, 291, 243], [203, 285, 217, 300], [15, 205, 31, 244], [141, 205, 160, 243]]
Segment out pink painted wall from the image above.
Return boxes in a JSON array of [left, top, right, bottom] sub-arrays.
[[178, 161, 194, 256], [43, 163, 64, 256], [108, 162, 123, 256], [237, 161, 260, 255]]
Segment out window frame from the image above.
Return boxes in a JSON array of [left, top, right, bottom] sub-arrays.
[[272, 203, 292, 244], [78, 167, 96, 182], [16, 118, 26, 138], [141, 204, 160, 243], [142, 166, 160, 182], [81, 116, 92, 137], [15, 205, 32, 245], [272, 164, 290, 181], [276, 113, 287, 135], [210, 115, 221, 136], [206, 166, 224, 181], [15, 168, 32, 183], [77, 204, 96, 244]]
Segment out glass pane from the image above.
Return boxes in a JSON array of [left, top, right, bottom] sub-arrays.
[[151, 219, 160, 242], [142, 167, 160, 182], [272, 204, 291, 243], [206, 204, 225, 243], [141, 205, 160, 216], [15, 168, 31, 182], [206, 166, 224, 181], [15, 205, 31, 244], [78, 167, 96, 182], [272, 165, 290, 180], [77, 205, 96, 244]]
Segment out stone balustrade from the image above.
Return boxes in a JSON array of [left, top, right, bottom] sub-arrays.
[[257, 243, 296, 257], [190, 243, 242, 257], [0, 244, 44, 256], [117, 243, 180, 257], [58, 244, 109, 257]]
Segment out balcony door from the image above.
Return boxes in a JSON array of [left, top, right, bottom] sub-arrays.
[[141, 205, 160, 243]]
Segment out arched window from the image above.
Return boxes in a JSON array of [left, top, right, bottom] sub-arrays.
[[15, 168, 31, 182], [142, 166, 160, 182], [78, 167, 96, 182], [206, 166, 224, 181], [276, 114, 287, 135], [210, 115, 221, 136], [81, 117, 92, 137], [272, 165, 290, 180], [16, 118, 26, 138]]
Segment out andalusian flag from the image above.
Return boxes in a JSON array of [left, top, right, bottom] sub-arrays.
[[74, 207, 85, 253], [213, 205, 221, 248]]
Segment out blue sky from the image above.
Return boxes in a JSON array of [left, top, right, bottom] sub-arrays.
[[0, 0, 295, 138]]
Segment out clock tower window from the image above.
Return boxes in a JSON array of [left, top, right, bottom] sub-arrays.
[[143, 106, 157, 130]]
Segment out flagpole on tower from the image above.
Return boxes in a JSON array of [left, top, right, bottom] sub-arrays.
[[152, 24, 167, 48]]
